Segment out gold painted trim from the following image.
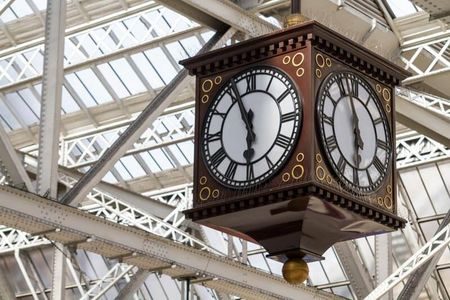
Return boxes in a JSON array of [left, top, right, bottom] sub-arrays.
[[292, 52, 304, 67], [384, 195, 393, 209], [315, 153, 322, 163], [201, 95, 209, 104], [212, 189, 220, 198], [292, 165, 304, 180], [283, 55, 291, 65], [315, 69, 322, 78], [316, 166, 326, 181], [382, 88, 391, 102], [315, 53, 325, 68], [385, 103, 391, 113], [296, 68, 305, 77], [326, 175, 332, 184], [387, 185, 392, 194], [199, 176, 207, 185], [214, 76, 222, 85], [376, 84, 382, 93], [325, 57, 332, 67], [201, 79, 213, 93], [199, 187, 211, 201], [296, 152, 304, 163], [377, 196, 384, 206], [282, 172, 291, 182]]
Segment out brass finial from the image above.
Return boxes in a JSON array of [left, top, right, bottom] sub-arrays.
[[283, 0, 308, 28]]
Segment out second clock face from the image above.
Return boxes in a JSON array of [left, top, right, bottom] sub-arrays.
[[202, 66, 302, 188], [317, 71, 391, 194]]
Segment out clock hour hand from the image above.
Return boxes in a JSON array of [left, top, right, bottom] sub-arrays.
[[243, 109, 255, 162], [231, 80, 256, 143]]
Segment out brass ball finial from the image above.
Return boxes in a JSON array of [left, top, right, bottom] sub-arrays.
[[283, 14, 309, 28], [282, 257, 309, 284]]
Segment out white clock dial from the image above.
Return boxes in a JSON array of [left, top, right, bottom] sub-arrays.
[[202, 66, 302, 188], [317, 71, 391, 194]]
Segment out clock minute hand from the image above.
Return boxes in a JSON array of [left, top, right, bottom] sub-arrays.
[[345, 79, 363, 167], [231, 80, 256, 142]]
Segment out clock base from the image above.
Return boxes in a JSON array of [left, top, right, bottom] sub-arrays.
[[185, 184, 405, 262]]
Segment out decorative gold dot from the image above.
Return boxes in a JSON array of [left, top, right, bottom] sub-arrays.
[[325, 57, 332, 67], [326, 175, 332, 184], [376, 84, 382, 93], [315, 69, 322, 78], [384, 195, 393, 209], [316, 166, 326, 181], [292, 52, 305, 67], [201, 94, 209, 103], [382, 88, 391, 102], [291, 165, 304, 180], [282, 172, 291, 182], [201, 79, 213, 93], [377, 197, 384, 206], [199, 187, 211, 201], [387, 185, 392, 194], [199, 176, 207, 185], [283, 55, 291, 65], [212, 189, 220, 198], [214, 76, 222, 85], [296, 68, 305, 77], [385, 103, 391, 113], [315, 53, 325, 68], [315, 153, 322, 163], [296, 152, 304, 162]]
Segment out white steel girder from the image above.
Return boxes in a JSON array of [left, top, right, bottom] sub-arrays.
[[59, 28, 236, 206], [0, 185, 340, 300]]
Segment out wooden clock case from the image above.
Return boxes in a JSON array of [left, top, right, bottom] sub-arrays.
[[180, 21, 408, 262]]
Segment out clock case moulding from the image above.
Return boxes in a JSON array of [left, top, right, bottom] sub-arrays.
[[180, 20, 408, 262]]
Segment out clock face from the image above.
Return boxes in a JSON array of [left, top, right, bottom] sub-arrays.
[[317, 71, 391, 194], [202, 66, 302, 188]]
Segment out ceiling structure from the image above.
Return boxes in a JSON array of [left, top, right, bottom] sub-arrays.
[[0, 0, 448, 299]]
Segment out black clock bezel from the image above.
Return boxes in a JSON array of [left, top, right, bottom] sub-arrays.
[[201, 65, 303, 189], [316, 70, 392, 195]]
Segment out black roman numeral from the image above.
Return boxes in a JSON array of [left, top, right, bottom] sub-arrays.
[[265, 156, 274, 168], [351, 79, 358, 97], [213, 109, 226, 119], [210, 148, 226, 168], [326, 135, 337, 151], [337, 77, 346, 96], [206, 131, 222, 143], [377, 139, 389, 151], [366, 169, 373, 186], [246, 74, 256, 92], [373, 117, 382, 125], [246, 164, 254, 180], [337, 156, 346, 173], [353, 168, 359, 185], [326, 90, 337, 106], [225, 161, 238, 179], [275, 134, 291, 148], [266, 76, 274, 92], [373, 156, 384, 173], [277, 89, 290, 103], [323, 114, 334, 126], [227, 88, 237, 103], [281, 112, 296, 123]]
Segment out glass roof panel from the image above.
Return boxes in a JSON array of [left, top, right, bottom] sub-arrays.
[[4, 92, 38, 125], [130, 53, 165, 89], [108, 58, 146, 95], [386, 0, 420, 18], [97, 63, 131, 98], [0, 99, 21, 130], [144, 47, 178, 84]]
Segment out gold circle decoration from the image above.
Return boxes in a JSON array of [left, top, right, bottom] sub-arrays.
[[387, 185, 392, 195], [296, 68, 305, 78], [316, 166, 326, 181], [384, 195, 393, 209], [199, 187, 211, 201], [201, 79, 213, 93], [291, 165, 304, 180], [199, 176, 207, 185], [382, 88, 391, 102], [385, 103, 391, 113], [326, 175, 332, 184], [315, 69, 322, 78], [325, 57, 332, 67], [377, 197, 384, 206], [292, 52, 305, 67], [212, 189, 220, 199], [282, 172, 291, 182], [282, 258, 309, 284], [315, 153, 323, 163], [283, 55, 291, 65], [214, 76, 222, 85], [376, 84, 382, 93], [201, 94, 209, 104], [315, 53, 325, 68], [296, 152, 304, 163]]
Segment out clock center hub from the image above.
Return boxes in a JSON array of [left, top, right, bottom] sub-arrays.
[[222, 91, 280, 164]]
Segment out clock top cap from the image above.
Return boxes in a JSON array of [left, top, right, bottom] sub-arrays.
[[180, 20, 409, 85]]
